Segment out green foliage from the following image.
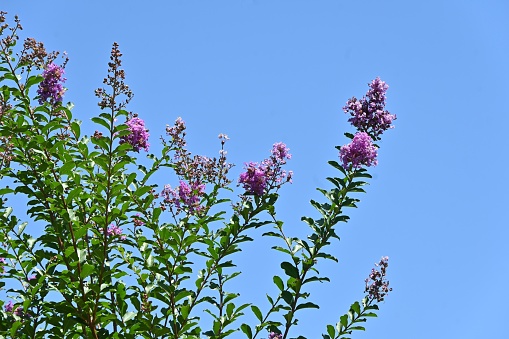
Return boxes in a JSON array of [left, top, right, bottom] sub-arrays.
[[0, 14, 393, 339]]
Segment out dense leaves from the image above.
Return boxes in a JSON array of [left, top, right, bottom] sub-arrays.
[[0, 13, 394, 339]]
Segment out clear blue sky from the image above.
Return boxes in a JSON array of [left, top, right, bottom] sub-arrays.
[[3, 1, 509, 338]]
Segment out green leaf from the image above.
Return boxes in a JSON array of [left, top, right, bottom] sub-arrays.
[[301, 216, 315, 227], [17, 222, 28, 235], [326, 324, 335, 338], [91, 117, 110, 130], [273, 275, 284, 291], [281, 291, 293, 305], [78, 249, 87, 263], [60, 161, 75, 175], [351, 301, 360, 315], [80, 264, 95, 279], [328, 160, 347, 176], [122, 311, 136, 322], [340, 314, 348, 327], [344, 132, 355, 139], [240, 324, 253, 339], [146, 255, 154, 267], [27, 237, 36, 250], [349, 326, 365, 331], [295, 301, 319, 311], [71, 121, 81, 138], [25, 75, 43, 89], [0, 187, 14, 195], [281, 262, 299, 279], [3, 207, 13, 218], [135, 185, 153, 197], [251, 305, 263, 322]]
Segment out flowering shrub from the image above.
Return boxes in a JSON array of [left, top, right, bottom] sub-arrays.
[[0, 13, 396, 339]]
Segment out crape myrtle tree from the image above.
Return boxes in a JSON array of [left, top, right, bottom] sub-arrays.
[[0, 13, 396, 339]]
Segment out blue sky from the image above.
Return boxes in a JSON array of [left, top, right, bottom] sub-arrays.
[[3, 1, 509, 338]]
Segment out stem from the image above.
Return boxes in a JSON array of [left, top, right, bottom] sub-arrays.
[[91, 85, 120, 337], [278, 174, 354, 339]]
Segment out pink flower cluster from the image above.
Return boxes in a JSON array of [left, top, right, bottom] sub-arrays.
[[268, 332, 282, 339], [161, 180, 206, 215], [343, 77, 396, 140], [239, 162, 267, 196], [102, 224, 126, 241], [239, 142, 293, 196], [339, 77, 395, 169], [339, 132, 378, 169], [37, 63, 66, 105], [120, 117, 150, 152]]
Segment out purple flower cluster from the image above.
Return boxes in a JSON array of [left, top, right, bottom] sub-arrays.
[[239, 162, 267, 196], [268, 332, 282, 339], [0, 257, 5, 273], [343, 77, 396, 140], [271, 142, 292, 160], [365, 256, 392, 302], [161, 180, 206, 215], [339, 132, 378, 169], [37, 63, 66, 105], [120, 117, 150, 152], [239, 142, 293, 196], [4, 301, 28, 318], [105, 224, 126, 241]]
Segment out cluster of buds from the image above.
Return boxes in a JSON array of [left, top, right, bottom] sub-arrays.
[[95, 43, 133, 111], [165, 117, 186, 150], [365, 256, 392, 302], [165, 118, 233, 188], [0, 135, 13, 168], [161, 117, 234, 216], [133, 213, 145, 227], [92, 130, 103, 139], [141, 293, 152, 312]]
